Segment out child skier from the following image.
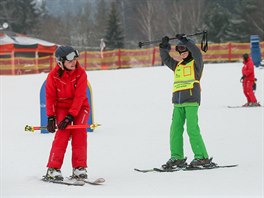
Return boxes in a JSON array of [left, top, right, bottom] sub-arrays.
[[240, 53, 260, 107], [159, 34, 212, 169], [44, 46, 90, 181]]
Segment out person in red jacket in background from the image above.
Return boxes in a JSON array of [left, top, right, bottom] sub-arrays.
[[44, 46, 90, 181], [240, 53, 260, 107]]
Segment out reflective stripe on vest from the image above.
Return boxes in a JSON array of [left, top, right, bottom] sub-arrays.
[[173, 60, 199, 92]]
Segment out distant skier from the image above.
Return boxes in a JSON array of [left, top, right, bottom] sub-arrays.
[[159, 34, 212, 169], [44, 46, 90, 181], [240, 53, 260, 107], [100, 38, 106, 58]]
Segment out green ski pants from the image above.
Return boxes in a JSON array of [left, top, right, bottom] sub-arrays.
[[170, 105, 208, 160]]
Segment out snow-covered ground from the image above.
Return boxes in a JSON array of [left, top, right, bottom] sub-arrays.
[[1, 62, 263, 198]]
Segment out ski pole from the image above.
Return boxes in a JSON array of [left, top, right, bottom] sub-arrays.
[[25, 123, 101, 132], [138, 30, 208, 52], [138, 31, 205, 48]]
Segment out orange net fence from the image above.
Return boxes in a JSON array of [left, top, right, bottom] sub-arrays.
[[0, 42, 263, 75]]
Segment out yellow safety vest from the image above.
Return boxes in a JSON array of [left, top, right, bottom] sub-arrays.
[[173, 60, 200, 92]]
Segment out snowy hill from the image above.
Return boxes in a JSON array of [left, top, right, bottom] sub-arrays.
[[1, 62, 263, 198]]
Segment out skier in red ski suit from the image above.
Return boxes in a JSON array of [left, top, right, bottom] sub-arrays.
[[240, 53, 259, 107], [44, 46, 90, 181]]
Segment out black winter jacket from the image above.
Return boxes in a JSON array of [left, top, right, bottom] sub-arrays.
[[159, 39, 204, 105]]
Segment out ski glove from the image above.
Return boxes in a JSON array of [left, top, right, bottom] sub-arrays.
[[176, 34, 188, 42], [240, 75, 245, 82], [58, 114, 74, 130], [159, 36, 171, 50], [47, 116, 56, 133]]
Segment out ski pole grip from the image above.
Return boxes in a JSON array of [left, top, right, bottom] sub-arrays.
[[138, 42, 144, 48], [24, 125, 36, 132]]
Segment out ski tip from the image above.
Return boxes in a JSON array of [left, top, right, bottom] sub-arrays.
[[134, 168, 154, 173], [134, 168, 145, 172], [67, 176, 106, 185], [94, 178, 105, 183], [223, 164, 239, 168], [134, 168, 146, 173], [84, 178, 105, 185]]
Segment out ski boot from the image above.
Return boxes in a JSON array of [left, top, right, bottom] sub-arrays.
[[189, 158, 215, 168], [250, 102, 261, 107], [44, 168, 64, 181], [72, 167, 88, 179], [162, 157, 187, 170], [242, 102, 250, 107]]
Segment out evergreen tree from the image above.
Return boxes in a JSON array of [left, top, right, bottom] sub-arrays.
[[229, 0, 263, 42], [0, 0, 42, 34], [94, 0, 108, 41], [203, 2, 232, 42], [104, 2, 124, 49], [203, 0, 263, 42]]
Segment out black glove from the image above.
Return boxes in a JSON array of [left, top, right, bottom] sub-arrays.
[[176, 34, 187, 41], [159, 36, 171, 50], [240, 75, 245, 82], [47, 116, 56, 133], [252, 82, 256, 91], [58, 114, 74, 130]]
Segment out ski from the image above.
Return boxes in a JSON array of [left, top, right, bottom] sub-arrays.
[[228, 105, 262, 108], [83, 178, 105, 185], [153, 167, 183, 172], [67, 177, 105, 185], [42, 177, 85, 186], [184, 164, 238, 171], [135, 164, 238, 173], [134, 167, 183, 173], [134, 168, 156, 173]]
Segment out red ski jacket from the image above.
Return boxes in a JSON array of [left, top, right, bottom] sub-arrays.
[[242, 57, 255, 82], [46, 61, 90, 117]]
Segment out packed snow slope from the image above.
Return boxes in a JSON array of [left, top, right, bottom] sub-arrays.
[[1, 62, 263, 198]]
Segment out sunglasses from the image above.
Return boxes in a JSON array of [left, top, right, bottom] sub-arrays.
[[65, 50, 80, 61], [176, 45, 187, 53]]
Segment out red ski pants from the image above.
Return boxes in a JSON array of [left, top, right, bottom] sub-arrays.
[[47, 107, 89, 169], [243, 80, 257, 103]]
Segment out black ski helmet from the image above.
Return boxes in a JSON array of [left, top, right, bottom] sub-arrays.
[[242, 53, 249, 61], [175, 39, 195, 53], [175, 40, 188, 53], [55, 46, 76, 62]]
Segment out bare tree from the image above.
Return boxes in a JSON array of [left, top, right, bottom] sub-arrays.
[[169, 1, 184, 35], [135, 0, 160, 41], [168, 0, 206, 37], [35, 15, 71, 45], [188, 0, 207, 31], [245, 0, 264, 38], [70, 2, 95, 49], [94, 0, 108, 42]]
